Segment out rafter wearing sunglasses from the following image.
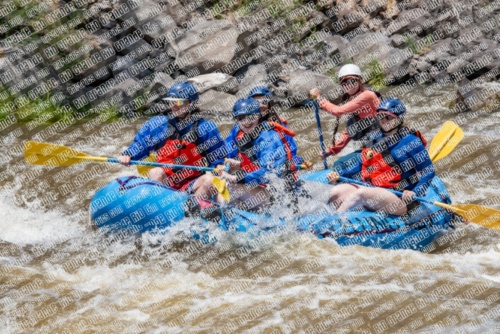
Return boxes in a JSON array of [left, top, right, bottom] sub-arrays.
[[163, 97, 189, 107], [235, 114, 260, 122]]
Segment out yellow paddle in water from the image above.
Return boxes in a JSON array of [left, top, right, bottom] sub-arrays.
[[24, 141, 112, 166], [24, 141, 217, 171]]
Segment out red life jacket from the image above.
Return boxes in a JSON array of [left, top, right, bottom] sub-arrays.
[[361, 127, 427, 189], [361, 148, 403, 189], [156, 118, 207, 188], [236, 121, 297, 177]]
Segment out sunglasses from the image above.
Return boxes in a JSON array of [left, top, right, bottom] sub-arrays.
[[253, 96, 271, 105], [235, 114, 260, 122], [163, 98, 189, 106], [340, 78, 358, 86], [378, 112, 397, 121]]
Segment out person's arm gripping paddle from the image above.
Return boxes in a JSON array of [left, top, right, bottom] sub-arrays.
[[317, 90, 379, 118], [119, 115, 170, 165], [322, 130, 352, 159]]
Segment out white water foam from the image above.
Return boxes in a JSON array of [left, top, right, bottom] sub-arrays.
[[0, 189, 86, 246]]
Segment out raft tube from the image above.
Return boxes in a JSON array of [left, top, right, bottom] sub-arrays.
[[90, 173, 457, 251]]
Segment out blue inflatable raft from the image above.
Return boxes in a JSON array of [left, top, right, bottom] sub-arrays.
[[90, 170, 458, 251]]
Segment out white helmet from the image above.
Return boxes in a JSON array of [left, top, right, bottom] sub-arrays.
[[338, 64, 362, 80]]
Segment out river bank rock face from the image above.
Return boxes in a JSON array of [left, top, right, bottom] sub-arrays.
[[0, 0, 497, 116]]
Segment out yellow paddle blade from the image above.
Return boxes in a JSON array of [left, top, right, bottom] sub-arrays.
[[212, 177, 230, 202], [24, 141, 102, 167], [429, 121, 464, 162], [434, 202, 500, 229], [137, 154, 157, 176], [454, 203, 500, 229]]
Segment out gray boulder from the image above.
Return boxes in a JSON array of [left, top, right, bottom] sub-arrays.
[[456, 81, 500, 112], [110, 0, 180, 46], [385, 8, 432, 35], [146, 72, 174, 96], [390, 34, 407, 48], [110, 55, 139, 76], [71, 32, 116, 80], [0, 47, 64, 98], [308, 10, 331, 30], [288, 70, 343, 103], [361, 0, 386, 18], [322, 35, 349, 56], [342, 32, 391, 65], [198, 90, 238, 113], [189, 73, 235, 94], [424, 38, 454, 63], [117, 39, 153, 61], [408, 55, 432, 77], [427, 56, 468, 81], [333, 5, 365, 35], [170, 20, 240, 74], [450, 37, 499, 63], [0, 47, 35, 85], [381, 48, 414, 83], [135, 9, 177, 42], [237, 64, 268, 95]]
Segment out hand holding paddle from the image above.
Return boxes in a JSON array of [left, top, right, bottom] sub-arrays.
[[309, 88, 321, 100], [118, 155, 132, 166]]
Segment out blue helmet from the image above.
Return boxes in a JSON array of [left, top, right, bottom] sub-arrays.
[[248, 86, 272, 98], [233, 98, 261, 117], [164, 81, 199, 102], [377, 98, 406, 117]]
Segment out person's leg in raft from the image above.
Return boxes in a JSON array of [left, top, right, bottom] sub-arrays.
[[227, 183, 270, 212], [190, 173, 225, 203], [148, 167, 168, 183], [326, 171, 360, 209], [328, 183, 359, 209], [148, 168, 224, 202], [336, 186, 407, 215]]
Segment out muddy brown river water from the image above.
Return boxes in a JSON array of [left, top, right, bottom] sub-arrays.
[[1, 85, 500, 333]]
